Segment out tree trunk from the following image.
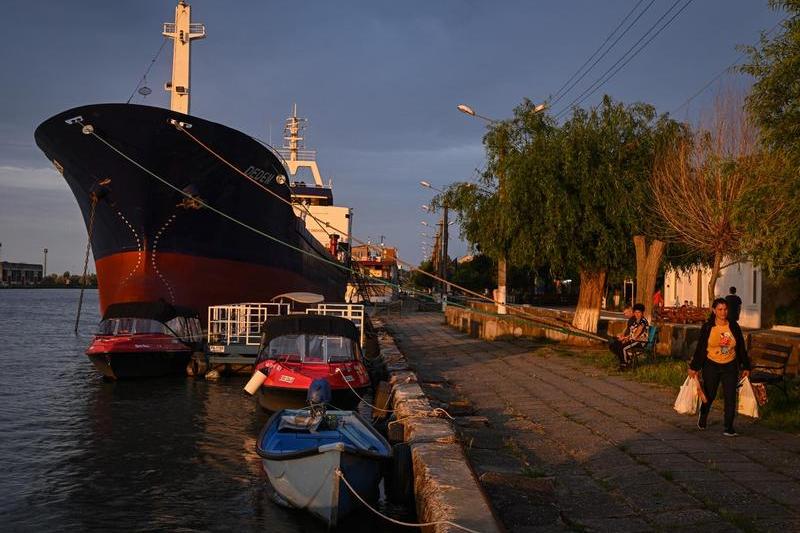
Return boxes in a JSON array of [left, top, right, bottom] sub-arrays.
[[572, 269, 607, 333], [707, 252, 723, 307], [497, 254, 507, 315], [633, 235, 666, 321]]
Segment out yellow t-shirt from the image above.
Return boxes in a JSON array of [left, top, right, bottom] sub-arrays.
[[707, 324, 736, 364]]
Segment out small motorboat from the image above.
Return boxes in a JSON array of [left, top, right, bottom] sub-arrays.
[[86, 301, 203, 379], [251, 314, 371, 411], [256, 381, 392, 526]]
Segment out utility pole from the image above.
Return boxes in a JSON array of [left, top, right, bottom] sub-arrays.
[[440, 205, 449, 310]]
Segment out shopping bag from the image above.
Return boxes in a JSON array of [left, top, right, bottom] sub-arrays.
[[737, 376, 760, 418], [674, 376, 700, 415], [751, 382, 768, 406]]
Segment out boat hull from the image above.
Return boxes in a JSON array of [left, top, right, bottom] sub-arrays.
[[88, 350, 192, 379], [256, 385, 367, 412], [34, 103, 347, 321], [262, 445, 383, 526]]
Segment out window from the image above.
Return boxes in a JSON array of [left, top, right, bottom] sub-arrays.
[[260, 334, 356, 364], [97, 318, 169, 335]]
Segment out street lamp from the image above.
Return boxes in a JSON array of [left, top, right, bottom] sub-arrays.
[[419, 180, 450, 310], [457, 102, 546, 123], [458, 101, 546, 314]]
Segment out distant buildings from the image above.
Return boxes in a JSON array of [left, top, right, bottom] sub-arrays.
[[347, 244, 399, 303], [665, 260, 800, 329], [1, 262, 43, 286]]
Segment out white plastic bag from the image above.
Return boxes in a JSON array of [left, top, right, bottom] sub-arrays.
[[737, 376, 760, 418], [674, 376, 700, 415]]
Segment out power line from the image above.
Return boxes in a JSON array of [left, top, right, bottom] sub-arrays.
[[550, 0, 652, 107], [555, 0, 694, 119]]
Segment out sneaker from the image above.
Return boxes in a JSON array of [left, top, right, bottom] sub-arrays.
[[723, 428, 738, 437], [697, 411, 708, 430]]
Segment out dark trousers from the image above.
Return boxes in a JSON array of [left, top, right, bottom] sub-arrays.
[[609, 339, 624, 361], [609, 339, 641, 365], [700, 360, 739, 430]]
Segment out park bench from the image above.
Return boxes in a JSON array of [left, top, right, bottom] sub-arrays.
[[748, 337, 793, 398], [628, 325, 658, 369]]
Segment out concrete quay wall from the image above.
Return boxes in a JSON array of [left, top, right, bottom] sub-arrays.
[[373, 319, 501, 533], [447, 304, 703, 359]]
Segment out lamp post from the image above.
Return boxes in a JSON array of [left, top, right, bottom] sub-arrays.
[[457, 101, 545, 314], [43, 248, 48, 281]]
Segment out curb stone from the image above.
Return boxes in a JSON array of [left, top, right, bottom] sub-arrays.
[[373, 318, 502, 533]]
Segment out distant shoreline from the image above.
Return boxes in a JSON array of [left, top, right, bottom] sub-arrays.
[[0, 286, 98, 290]]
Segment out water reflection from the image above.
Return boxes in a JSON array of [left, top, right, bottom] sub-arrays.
[[0, 290, 407, 532]]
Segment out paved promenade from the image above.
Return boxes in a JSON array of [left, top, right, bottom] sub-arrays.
[[386, 312, 800, 532]]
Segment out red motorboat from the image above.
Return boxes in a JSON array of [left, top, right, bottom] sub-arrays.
[[87, 301, 203, 379], [251, 314, 370, 411]]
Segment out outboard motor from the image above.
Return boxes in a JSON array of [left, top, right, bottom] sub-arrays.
[[307, 378, 332, 417]]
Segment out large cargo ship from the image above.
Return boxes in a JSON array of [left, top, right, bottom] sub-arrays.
[[34, 1, 351, 321]]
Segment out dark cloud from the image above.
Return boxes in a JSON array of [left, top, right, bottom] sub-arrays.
[[0, 0, 782, 270]]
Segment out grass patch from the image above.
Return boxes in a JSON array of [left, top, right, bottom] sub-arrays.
[[579, 350, 686, 389]]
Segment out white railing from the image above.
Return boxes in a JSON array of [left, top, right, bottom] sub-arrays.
[[307, 303, 365, 347], [207, 302, 366, 348], [276, 148, 317, 161], [207, 303, 290, 346]]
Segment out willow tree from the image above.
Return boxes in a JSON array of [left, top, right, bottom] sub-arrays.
[[505, 97, 672, 332]]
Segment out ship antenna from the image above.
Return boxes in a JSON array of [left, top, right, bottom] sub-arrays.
[[162, 1, 206, 114]]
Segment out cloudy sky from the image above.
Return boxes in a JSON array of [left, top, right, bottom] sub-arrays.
[[0, 0, 782, 274]]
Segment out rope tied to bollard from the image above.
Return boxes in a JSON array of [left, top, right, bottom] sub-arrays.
[[334, 468, 484, 533]]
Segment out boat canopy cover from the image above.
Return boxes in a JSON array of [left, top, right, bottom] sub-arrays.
[[261, 314, 359, 343], [271, 292, 325, 304], [102, 301, 199, 322]]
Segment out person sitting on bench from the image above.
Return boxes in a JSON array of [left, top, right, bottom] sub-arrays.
[[609, 306, 634, 361], [611, 304, 649, 370]]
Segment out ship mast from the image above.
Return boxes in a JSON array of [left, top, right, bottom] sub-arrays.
[[162, 0, 206, 115], [281, 104, 325, 186]]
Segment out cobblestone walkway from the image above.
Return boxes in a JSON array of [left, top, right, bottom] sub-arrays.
[[386, 313, 800, 533]]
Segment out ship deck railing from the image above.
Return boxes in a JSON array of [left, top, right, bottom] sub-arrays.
[[205, 302, 365, 361]]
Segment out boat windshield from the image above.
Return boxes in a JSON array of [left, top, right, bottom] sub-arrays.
[[97, 318, 171, 336], [261, 334, 356, 363]]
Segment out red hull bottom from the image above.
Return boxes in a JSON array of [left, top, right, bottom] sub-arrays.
[[95, 251, 344, 320], [88, 351, 192, 379], [256, 386, 368, 412]]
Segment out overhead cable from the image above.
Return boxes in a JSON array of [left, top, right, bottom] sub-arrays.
[[555, 0, 695, 119], [550, 0, 652, 107]]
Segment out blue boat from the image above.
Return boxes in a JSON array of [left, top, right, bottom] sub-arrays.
[[256, 407, 392, 526]]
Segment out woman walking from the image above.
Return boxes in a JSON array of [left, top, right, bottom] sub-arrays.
[[688, 298, 750, 436]]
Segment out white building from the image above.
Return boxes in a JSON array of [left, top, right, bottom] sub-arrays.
[[664, 261, 762, 328]]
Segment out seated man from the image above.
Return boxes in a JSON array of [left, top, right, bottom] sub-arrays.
[[614, 304, 649, 370], [609, 306, 634, 363]]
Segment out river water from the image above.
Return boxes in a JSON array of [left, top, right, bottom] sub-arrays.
[[0, 289, 405, 531]]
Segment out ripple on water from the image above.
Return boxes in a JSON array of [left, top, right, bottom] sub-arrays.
[[0, 289, 411, 532]]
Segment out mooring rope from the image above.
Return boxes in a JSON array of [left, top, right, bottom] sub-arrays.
[[74, 194, 98, 334], [333, 367, 394, 414], [334, 468, 483, 533]]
